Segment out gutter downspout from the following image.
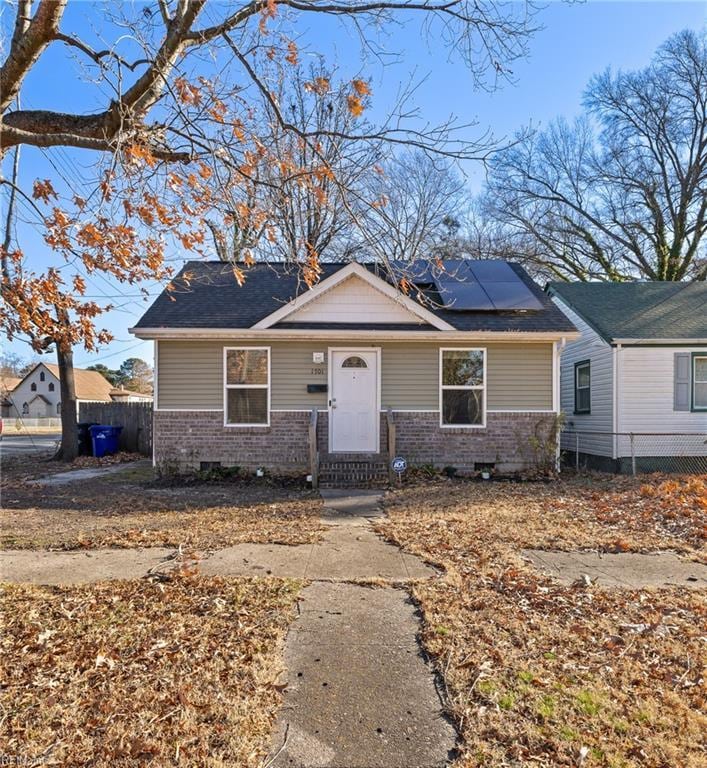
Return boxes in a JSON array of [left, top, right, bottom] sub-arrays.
[[554, 337, 567, 472]]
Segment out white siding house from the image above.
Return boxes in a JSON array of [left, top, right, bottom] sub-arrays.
[[5, 363, 151, 421], [549, 282, 707, 473]]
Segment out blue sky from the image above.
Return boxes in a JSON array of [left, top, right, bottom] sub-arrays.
[[3, 1, 705, 370]]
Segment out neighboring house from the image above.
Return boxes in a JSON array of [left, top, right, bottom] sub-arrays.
[[5, 363, 151, 419], [548, 282, 707, 472], [1, 376, 21, 417], [131, 260, 578, 481]]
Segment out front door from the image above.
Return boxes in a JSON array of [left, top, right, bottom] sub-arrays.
[[330, 349, 379, 453]]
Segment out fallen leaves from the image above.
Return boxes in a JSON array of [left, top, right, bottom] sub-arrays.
[[0, 575, 301, 766], [1, 456, 325, 552], [377, 474, 707, 767]]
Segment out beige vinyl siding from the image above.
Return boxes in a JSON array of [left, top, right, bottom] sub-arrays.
[[157, 339, 554, 411], [158, 341, 223, 409], [286, 274, 422, 324]]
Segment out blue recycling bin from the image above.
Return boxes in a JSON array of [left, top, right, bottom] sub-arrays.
[[89, 425, 123, 457]]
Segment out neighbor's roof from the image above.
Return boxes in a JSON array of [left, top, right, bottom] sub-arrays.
[[548, 281, 707, 342], [135, 261, 576, 334], [41, 363, 115, 401], [110, 387, 152, 399], [0, 376, 21, 395]]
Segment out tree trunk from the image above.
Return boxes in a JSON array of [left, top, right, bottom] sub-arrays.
[[56, 341, 78, 461]]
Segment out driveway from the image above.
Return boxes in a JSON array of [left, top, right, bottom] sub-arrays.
[[0, 433, 61, 457]]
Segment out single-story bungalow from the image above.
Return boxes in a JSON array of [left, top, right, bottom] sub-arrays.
[[548, 281, 707, 473], [131, 260, 578, 483]]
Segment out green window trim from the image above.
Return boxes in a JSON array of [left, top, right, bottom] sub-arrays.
[[691, 352, 707, 412], [574, 359, 591, 415]]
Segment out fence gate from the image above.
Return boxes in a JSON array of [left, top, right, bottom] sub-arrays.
[[78, 401, 153, 456]]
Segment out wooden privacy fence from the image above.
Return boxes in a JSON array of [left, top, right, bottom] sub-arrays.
[[78, 401, 153, 456]]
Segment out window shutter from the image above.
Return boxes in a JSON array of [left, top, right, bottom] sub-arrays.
[[674, 353, 690, 410]]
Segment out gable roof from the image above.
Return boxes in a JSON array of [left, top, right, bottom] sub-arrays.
[[254, 263, 453, 331], [134, 260, 576, 335], [23, 363, 115, 401], [547, 282, 707, 343]]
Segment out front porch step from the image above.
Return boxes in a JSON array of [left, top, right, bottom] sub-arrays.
[[318, 454, 390, 489]]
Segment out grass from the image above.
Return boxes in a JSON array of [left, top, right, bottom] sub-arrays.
[[0, 454, 325, 550], [376, 474, 707, 767], [0, 573, 301, 766]]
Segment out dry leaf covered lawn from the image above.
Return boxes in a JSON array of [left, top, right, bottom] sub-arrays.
[[377, 475, 707, 767], [1, 456, 324, 550], [0, 574, 300, 766]]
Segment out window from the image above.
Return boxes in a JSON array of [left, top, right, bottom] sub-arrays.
[[39, 371, 45, 382], [30, 382, 37, 392], [440, 348, 485, 427], [22, 402, 28, 415], [56, 402, 61, 414], [342, 355, 367, 368], [574, 360, 591, 414], [48, 382, 55, 392], [693, 354, 707, 411], [224, 347, 270, 426]]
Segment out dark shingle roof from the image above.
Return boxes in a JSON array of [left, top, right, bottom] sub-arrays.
[[134, 261, 576, 334], [548, 282, 707, 342]]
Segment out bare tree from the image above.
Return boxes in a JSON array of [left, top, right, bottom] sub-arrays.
[[485, 29, 707, 282], [356, 151, 470, 261], [1, 0, 540, 458], [208, 63, 382, 263]]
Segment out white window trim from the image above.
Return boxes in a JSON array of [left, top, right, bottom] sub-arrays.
[[693, 354, 707, 411], [223, 346, 271, 427], [439, 347, 486, 429]]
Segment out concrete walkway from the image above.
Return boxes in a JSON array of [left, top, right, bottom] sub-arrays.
[[29, 459, 152, 486], [524, 549, 707, 589], [267, 490, 456, 768], [0, 547, 177, 584]]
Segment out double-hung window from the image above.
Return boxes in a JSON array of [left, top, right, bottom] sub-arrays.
[[693, 354, 707, 411], [224, 347, 270, 426], [440, 348, 486, 427], [574, 360, 591, 414]]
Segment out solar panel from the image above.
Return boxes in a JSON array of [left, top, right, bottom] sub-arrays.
[[467, 260, 517, 282], [435, 278, 495, 310], [390, 258, 543, 312], [482, 281, 544, 310], [389, 260, 436, 285]]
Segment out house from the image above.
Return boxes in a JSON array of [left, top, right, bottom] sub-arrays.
[[5, 363, 151, 419], [0, 376, 21, 418], [131, 260, 578, 481], [547, 281, 707, 473]]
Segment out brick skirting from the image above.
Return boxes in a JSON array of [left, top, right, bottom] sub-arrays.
[[154, 411, 311, 471], [154, 409, 557, 473], [391, 411, 557, 472]]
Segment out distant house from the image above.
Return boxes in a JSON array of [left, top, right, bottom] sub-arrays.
[[547, 282, 707, 472], [0, 376, 21, 418], [131, 260, 578, 481], [4, 363, 151, 420]]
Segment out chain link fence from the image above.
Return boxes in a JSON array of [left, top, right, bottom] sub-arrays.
[[561, 430, 707, 475]]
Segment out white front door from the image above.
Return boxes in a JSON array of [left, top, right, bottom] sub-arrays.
[[330, 349, 379, 453]]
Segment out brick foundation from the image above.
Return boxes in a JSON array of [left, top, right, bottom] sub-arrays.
[[154, 411, 310, 472], [154, 409, 557, 474], [390, 411, 557, 472]]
